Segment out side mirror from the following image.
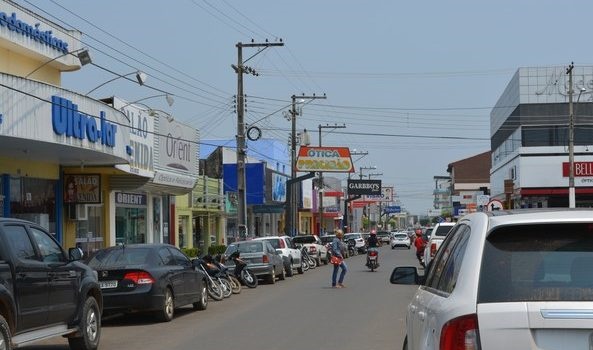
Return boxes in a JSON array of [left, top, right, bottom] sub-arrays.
[[69, 247, 83, 261], [390, 266, 421, 285]]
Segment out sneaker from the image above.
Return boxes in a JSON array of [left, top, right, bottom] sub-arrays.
[[338, 283, 345, 288]]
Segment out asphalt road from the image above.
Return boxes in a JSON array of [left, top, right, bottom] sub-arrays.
[[26, 244, 420, 350]]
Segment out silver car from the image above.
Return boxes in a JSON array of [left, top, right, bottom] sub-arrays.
[[224, 240, 285, 284], [391, 209, 593, 350]]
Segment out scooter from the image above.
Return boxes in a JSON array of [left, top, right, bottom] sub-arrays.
[[366, 248, 379, 272], [194, 257, 225, 301], [227, 251, 258, 288]]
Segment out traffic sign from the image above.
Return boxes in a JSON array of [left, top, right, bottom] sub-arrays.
[[486, 199, 504, 211], [477, 195, 490, 206]]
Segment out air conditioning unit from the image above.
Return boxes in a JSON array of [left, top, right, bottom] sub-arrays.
[[509, 166, 516, 180], [76, 204, 88, 221]]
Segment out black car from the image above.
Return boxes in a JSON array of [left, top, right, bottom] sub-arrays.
[[87, 244, 208, 322], [0, 218, 102, 350]]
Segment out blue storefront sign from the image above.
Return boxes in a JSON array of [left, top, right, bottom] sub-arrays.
[[0, 12, 69, 53], [384, 206, 401, 214]]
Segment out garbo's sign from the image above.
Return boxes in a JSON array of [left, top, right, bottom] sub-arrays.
[[295, 146, 354, 173], [347, 179, 382, 195]]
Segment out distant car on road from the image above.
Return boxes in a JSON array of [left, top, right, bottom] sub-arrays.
[[343, 233, 367, 253], [391, 209, 593, 350], [376, 231, 391, 244], [390, 233, 411, 249]]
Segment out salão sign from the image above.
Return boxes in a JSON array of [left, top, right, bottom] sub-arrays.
[[295, 146, 354, 173]]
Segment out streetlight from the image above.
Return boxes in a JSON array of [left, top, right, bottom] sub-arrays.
[[119, 94, 175, 110], [86, 70, 147, 96], [25, 48, 92, 78]]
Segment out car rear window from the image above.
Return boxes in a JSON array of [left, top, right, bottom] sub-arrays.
[[343, 234, 361, 240], [226, 242, 263, 254], [265, 239, 281, 249], [433, 224, 454, 237], [292, 236, 315, 244], [394, 234, 408, 239], [88, 247, 152, 267], [478, 223, 593, 303]]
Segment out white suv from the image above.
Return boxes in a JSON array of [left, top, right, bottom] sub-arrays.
[[253, 236, 303, 276], [343, 233, 366, 253], [391, 209, 593, 350]]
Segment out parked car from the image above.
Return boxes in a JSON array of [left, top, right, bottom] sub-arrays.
[[391, 209, 593, 350], [376, 231, 391, 244], [390, 232, 411, 249], [252, 236, 303, 276], [343, 232, 367, 253], [292, 235, 329, 265], [422, 222, 455, 268], [0, 218, 102, 350], [224, 240, 285, 284], [87, 243, 208, 322]]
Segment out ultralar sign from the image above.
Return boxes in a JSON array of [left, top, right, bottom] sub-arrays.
[[52, 96, 117, 147]]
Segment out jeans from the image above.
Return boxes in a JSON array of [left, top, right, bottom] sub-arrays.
[[332, 260, 347, 286]]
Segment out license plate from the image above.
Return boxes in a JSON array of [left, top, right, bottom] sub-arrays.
[[100, 280, 118, 289]]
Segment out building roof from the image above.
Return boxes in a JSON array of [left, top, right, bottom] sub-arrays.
[[447, 151, 491, 183]]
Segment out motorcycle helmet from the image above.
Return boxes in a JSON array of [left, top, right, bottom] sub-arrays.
[[370, 229, 376, 235]]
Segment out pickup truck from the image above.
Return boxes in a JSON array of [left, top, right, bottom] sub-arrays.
[[292, 235, 329, 266], [0, 218, 102, 350], [422, 222, 455, 268]]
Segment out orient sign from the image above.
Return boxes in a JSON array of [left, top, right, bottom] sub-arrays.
[[295, 146, 354, 173], [562, 162, 593, 177]]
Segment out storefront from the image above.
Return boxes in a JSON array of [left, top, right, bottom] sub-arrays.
[[491, 66, 593, 207]]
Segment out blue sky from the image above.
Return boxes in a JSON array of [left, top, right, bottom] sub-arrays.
[[20, 0, 593, 214]]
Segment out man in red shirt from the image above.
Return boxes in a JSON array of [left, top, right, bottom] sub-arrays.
[[414, 230, 426, 266]]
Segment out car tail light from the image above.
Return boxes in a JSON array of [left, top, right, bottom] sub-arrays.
[[279, 239, 286, 249], [430, 242, 437, 257], [440, 314, 480, 350], [123, 271, 155, 285], [262, 255, 269, 263], [309, 246, 317, 253]]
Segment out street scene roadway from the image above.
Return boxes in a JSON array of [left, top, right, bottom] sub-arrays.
[[26, 245, 417, 350]]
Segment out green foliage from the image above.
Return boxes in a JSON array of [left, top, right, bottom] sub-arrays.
[[181, 247, 199, 258], [208, 245, 227, 256], [419, 218, 430, 226]]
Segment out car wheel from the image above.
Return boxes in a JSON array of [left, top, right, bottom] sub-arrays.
[[68, 297, 101, 350], [193, 281, 208, 310], [285, 260, 294, 277], [297, 262, 304, 274], [279, 266, 286, 280], [267, 268, 276, 284], [402, 336, 408, 350], [156, 287, 174, 322]]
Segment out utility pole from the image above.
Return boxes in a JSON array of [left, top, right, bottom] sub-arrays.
[[286, 94, 325, 236], [233, 40, 283, 239], [567, 62, 576, 209], [368, 172, 383, 231], [317, 123, 346, 235]]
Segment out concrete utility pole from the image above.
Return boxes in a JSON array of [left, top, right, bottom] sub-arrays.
[[317, 123, 346, 235], [567, 62, 575, 209], [234, 40, 283, 239], [286, 94, 326, 236]]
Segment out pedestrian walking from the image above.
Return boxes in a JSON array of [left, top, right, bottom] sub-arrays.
[[330, 229, 347, 288]]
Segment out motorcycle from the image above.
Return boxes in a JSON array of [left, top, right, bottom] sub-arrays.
[[366, 248, 379, 272], [215, 254, 241, 294], [227, 251, 258, 288], [194, 257, 225, 301], [300, 246, 317, 269], [347, 239, 357, 256]]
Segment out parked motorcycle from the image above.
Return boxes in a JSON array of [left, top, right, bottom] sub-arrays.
[[366, 248, 379, 272], [300, 246, 317, 269], [215, 254, 241, 294], [227, 251, 258, 288], [347, 239, 357, 256], [194, 257, 225, 301]]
